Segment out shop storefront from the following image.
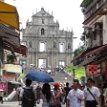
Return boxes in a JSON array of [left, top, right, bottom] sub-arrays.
[[71, 44, 107, 84], [2, 64, 22, 96]]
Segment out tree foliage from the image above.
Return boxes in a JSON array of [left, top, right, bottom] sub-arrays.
[[81, 0, 93, 7]]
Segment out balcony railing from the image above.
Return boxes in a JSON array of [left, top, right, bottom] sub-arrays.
[[82, 0, 107, 21], [81, 0, 93, 8], [82, 0, 98, 14]]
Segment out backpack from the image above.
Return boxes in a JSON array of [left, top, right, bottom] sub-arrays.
[[64, 87, 71, 96], [22, 87, 35, 106]]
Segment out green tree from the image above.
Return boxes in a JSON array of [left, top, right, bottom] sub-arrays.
[[73, 46, 85, 65]]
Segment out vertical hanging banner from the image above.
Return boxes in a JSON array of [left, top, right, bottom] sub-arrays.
[[87, 65, 98, 76], [0, 82, 6, 92]]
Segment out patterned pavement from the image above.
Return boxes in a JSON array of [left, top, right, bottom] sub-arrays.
[[0, 100, 65, 107]]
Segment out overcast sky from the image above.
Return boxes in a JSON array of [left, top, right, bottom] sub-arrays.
[[5, 0, 84, 50]]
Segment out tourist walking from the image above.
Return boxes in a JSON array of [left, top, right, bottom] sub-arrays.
[[66, 79, 84, 107], [52, 85, 62, 107], [84, 78, 101, 107], [42, 83, 53, 107], [64, 82, 71, 104], [20, 79, 36, 107], [102, 81, 107, 107], [17, 84, 23, 105], [36, 84, 42, 104]]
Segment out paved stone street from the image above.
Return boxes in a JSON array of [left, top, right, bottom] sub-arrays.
[[0, 100, 65, 107], [0, 101, 41, 107]]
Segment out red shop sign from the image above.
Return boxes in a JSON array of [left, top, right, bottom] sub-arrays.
[[87, 65, 98, 76], [0, 82, 6, 92]]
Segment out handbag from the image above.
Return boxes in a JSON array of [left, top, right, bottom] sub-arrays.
[[49, 96, 56, 107], [87, 88, 98, 106]]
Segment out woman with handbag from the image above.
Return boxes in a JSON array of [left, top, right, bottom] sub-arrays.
[[53, 86, 62, 107]]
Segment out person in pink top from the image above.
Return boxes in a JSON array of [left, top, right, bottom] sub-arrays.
[[53, 86, 62, 107]]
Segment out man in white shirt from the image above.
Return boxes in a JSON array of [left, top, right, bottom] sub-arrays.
[[84, 78, 101, 107], [66, 79, 84, 107]]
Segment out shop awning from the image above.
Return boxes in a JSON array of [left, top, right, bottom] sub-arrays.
[[3, 42, 28, 56], [71, 48, 93, 63], [0, 24, 20, 47], [0, 1, 19, 30], [85, 44, 107, 56], [71, 44, 107, 63], [13, 45, 28, 56]]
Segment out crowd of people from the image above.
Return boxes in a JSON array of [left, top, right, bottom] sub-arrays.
[[16, 78, 107, 107]]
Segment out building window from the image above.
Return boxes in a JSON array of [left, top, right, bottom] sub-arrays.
[[53, 42, 57, 48], [41, 28, 45, 35], [93, 31, 96, 40], [39, 42, 46, 52], [42, 19, 44, 24], [38, 59, 46, 69], [59, 42, 64, 52], [29, 41, 32, 48], [59, 61, 65, 66], [68, 43, 71, 49]]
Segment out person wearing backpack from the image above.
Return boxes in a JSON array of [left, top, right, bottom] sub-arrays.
[[64, 82, 71, 104], [20, 79, 36, 107]]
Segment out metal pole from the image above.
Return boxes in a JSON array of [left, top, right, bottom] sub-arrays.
[[72, 68, 75, 79], [0, 38, 3, 77], [0, 38, 3, 63]]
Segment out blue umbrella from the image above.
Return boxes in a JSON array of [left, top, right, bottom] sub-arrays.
[[26, 70, 54, 83]]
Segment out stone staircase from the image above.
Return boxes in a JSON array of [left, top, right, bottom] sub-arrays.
[[24, 69, 73, 85], [51, 71, 73, 85]]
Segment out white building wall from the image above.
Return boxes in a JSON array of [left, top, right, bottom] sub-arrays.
[[103, 16, 107, 45]]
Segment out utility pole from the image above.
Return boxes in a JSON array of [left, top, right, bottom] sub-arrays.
[[0, 38, 3, 79], [72, 68, 75, 79], [0, 38, 3, 63]]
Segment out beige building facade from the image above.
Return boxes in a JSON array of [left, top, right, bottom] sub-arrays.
[[22, 8, 73, 70]]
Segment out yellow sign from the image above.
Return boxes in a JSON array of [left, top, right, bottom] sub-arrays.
[[3, 64, 22, 73]]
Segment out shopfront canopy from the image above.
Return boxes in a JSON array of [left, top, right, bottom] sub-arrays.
[[85, 44, 107, 56], [0, 24, 20, 47], [71, 44, 107, 66], [4, 42, 28, 56], [0, 1, 19, 30], [13, 45, 28, 56]]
